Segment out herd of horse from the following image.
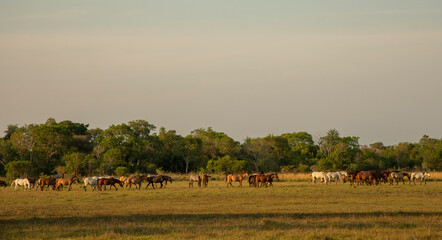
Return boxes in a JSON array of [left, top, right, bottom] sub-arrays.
[[5, 174, 173, 191], [1, 170, 432, 191], [312, 171, 432, 186]]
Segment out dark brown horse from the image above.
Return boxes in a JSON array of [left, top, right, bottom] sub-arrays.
[[40, 177, 57, 191], [56, 176, 80, 191], [202, 175, 210, 187], [98, 178, 123, 191], [161, 175, 172, 187], [144, 175, 167, 189], [348, 171, 360, 186], [0, 180, 7, 187]]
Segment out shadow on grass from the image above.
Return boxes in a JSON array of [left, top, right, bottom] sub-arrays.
[[0, 211, 440, 239]]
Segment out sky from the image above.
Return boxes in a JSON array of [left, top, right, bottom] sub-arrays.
[[1, 1, 441, 145]]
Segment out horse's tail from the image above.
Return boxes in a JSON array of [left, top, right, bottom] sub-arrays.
[[10, 180, 15, 187]]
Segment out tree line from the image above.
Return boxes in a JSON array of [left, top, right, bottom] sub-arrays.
[[0, 118, 440, 179]]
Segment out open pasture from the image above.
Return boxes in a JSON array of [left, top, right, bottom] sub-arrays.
[[0, 180, 441, 239]]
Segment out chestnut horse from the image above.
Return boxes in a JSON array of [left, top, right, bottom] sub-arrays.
[[40, 177, 57, 191], [226, 173, 249, 188], [56, 176, 80, 191], [98, 178, 123, 191]]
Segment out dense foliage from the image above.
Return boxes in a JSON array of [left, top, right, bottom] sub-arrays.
[[0, 118, 440, 178]]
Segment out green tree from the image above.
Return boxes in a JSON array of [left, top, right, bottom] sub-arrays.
[[206, 155, 247, 174], [63, 152, 86, 175], [5, 160, 32, 179]]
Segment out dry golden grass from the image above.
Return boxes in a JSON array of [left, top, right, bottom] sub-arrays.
[[0, 179, 441, 239]]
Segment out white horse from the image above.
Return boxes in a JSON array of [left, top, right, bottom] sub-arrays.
[[83, 177, 99, 191], [326, 172, 344, 184], [11, 178, 31, 190], [312, 172, 329, 185], [410, 172, 431, 185]]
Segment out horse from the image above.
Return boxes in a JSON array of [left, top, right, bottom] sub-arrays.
[[0, 180, 7, 187], [390, 172, 405, 185], [226, 173, 249, 188], [119, 176, 128, 187], [161, 175, 173, 187], [11, 178, 30, 190], [56, 176, 80, 191], [348, 171, 360, 186], [402, 172, 411, 183], [144, 175, 167, 189], [126, 175, 145, 189], [248, 174, 258, 187], [410, 172, 431, 185], [312, 172, 329, 185], [326, 172, 342, 184], [356, 171, 376, 186], [98, 177, 123, 191], [189, 174, 201, 187], [26, 178, 39, 189], [202, 175, 210, 187], [83, 177, 99, 191], [40, 177, 57, 191]]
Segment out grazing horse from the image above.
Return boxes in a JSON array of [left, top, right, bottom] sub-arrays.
[[390, 172, 405, 185], [98, 178, 123, 191], [202, 175, 210, 187], [312, 172, 329, 185], [410, 172, 431, 185], [189, 174, 201, 187], [83, 177, 99, 191], [0, 180, 7, 187], [56, 176, 80, 191], [11, 178, 31, 190], [40, 177, 57, 191], [226, 173, 249, 188]]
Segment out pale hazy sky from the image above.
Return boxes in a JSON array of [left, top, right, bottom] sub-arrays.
[[1, 1, 441, 145]]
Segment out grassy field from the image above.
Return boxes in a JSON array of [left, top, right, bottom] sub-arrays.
[[0, 180, 441, 239]]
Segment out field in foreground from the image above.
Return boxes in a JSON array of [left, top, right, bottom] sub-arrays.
[[0, 181, 441, 240]]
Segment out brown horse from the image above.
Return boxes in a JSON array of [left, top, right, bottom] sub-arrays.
[[356, 171, 376, 186], [348, 171, 360, 186], [56, 176, 80, 191], [98, 178, 123, 191], [40, 177, 57, 191], [248, 174, 258, 187], [202, 175, 210, 187], [226, 173, 249, 188], [161, 175, 173, 187], [125, 175, 145, 189], [144, 175, 167, 189], [0, 180, 7, 187]]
